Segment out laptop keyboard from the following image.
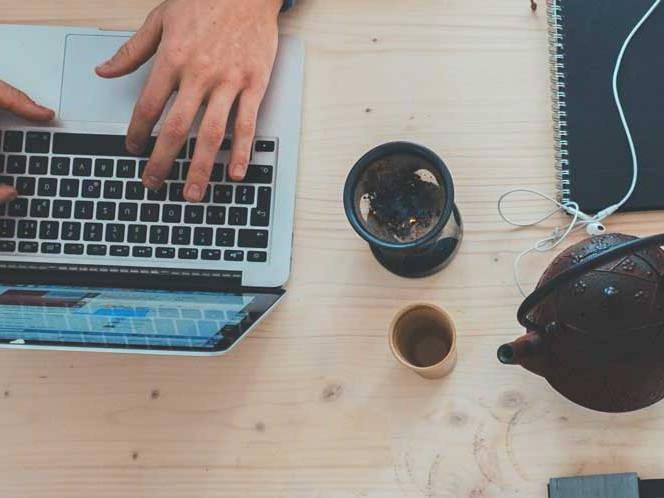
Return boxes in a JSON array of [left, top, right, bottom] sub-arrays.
[[0, 130, 276, 264]]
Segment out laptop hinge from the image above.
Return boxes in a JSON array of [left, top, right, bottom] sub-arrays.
[[0, 261, 243, 292]]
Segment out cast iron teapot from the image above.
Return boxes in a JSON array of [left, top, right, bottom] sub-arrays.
[[498, 233, 664, 413]]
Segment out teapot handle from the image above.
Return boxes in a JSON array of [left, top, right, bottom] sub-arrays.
[[517, 233, 664, 334]]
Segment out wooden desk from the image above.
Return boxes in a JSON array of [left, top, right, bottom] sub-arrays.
[[1, 1, 663, 497]]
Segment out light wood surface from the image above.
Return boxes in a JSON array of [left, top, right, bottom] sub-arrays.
[[2, 1, 664, 497]]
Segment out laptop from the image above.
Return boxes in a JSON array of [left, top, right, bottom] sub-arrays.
[[0, 24, 303, 355]]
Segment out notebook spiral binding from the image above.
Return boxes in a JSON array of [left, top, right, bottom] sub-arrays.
[[548, 0, 570, 203]]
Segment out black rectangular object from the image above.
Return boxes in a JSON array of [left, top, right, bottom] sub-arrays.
[[553, 0, 664, 212], [53, 133, 185, 159], [549, 473, 639, 498]]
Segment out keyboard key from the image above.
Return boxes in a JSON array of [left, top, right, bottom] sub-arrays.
[[53, 133, 185, 159], [250, 208, 270, 227], [60, 178, 80, 198], [82, 180, 102, 198], [41, 242, 61, 254], [0, 241, 15, 252], [118, 203, 138, 221], [0, 219, 15, 238], [64, 243, 84, 255], [94, 158, 114, 177], [19, 241, 38, 253], [138, 160, 148, 178], [39, 221, 59, 240], [257, 186, 272, 209], [87, 244, 107, 256], [178, 248, 198, 260], [140, 203, 160, 222], [169, 183, 185, 202], [162, 204, 182, 223], [25, 132, 51, 153], [248, 251, 268, 262], [30, 199, 50, 218], [156, 247, 175, 259], [50, 157, 70, 176], [3, 131, 23, 152], [28, 156, 48, 175], [83, 223, 103, 242], [244, 165, 273, 184], [224, 250, 244, 262], [255, 140, 275, 153], [132, 246, 153, 258], [213, 185, 233, 204], [228, 207, 248, 226], [37, 178, 57, 197], [210, 163, 224, 182], [7, 155, 26, 174], [17, 220, 37, 239], [0, 175, 14, 187], [221, 138, 231, 150], [193, 227, 213, 246], [184, 205, 204, 224], [96, 202, 116, 220], [52, 200, 72, 219], [104, 181, 123, 199], [74, 201, 94, 220], [126, 181, 146, 200], [117, 159, 136, 178], [236, 185, 255, 204], [149, 225, 169, 244], [239, 229, 268, 248], [206, 206, 226, 225], [0, 154, 4, 173], [7, 198, 28, 217], [147, 186, 167, 201], [128, 224, 147, 243], [110, 245, 130, 257], [215, 228, 235, 247], [72, 157, 93, 176], [201, 249, 221, 260], [172, 226, 191, 245], [62, 222, 81, 241], [167, 162, 180, 181], [105, 224, 125, 243]]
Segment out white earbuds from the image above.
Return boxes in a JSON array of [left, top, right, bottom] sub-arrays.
[[585, 222, 607, 236]]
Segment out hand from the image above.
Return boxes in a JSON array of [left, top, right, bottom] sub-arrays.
[[0, 80, 54, 203], [96, 0, 282, 202]]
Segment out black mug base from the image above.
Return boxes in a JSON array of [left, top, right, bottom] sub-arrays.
[[369, 205, 463, 278]]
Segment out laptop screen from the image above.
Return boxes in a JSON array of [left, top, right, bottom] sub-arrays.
[[0, 285, 283, 353]]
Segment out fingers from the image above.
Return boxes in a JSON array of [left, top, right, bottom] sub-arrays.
[[0, 184, 17, 204], [228, 90, 263, 181], [0, 81, 54, 122], [184, 86, 237, 202], [142, 85, 205, 190], [95, 7, 163, 78], [125, 59, 177, 154]]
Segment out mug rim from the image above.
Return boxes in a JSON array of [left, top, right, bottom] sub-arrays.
[[343, 142, 455, 251], [388, 302, 457, 373]]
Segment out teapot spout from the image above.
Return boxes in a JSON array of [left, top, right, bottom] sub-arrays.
[[498, 332, 544, 366]]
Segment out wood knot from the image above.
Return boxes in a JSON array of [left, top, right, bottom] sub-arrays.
[[254, 422, 266, 433], [321, 383, 343, 402], [364, 107, 372, 114], [371, 37, 379, 43], [3, 390, 9, 398], [500, 390, 525, 409], [131, 451, 139, 461], [448, 411, 468, 427], [150, 389, 160, 400]]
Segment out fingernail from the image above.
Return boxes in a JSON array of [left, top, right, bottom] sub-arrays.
[[145, 176, 161, 189], [96, 61, 110, 71], [185, 184, 202, 202], [232, 164, 246, 179], [126, 140, 140, 154]]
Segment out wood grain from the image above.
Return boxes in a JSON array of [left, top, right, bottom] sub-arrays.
[[1, 0, 664, 497]]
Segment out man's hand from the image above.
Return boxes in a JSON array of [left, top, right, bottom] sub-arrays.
[[0, 80, 54, 203], [96, 0, 282, 202]]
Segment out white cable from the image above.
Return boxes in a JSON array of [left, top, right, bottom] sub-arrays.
[[499, 0, 661, 296]]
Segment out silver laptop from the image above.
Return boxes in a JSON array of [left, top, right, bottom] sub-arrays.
[[0, 24, 303, 355]]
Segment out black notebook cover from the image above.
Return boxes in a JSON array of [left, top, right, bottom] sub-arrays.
[[552, 0, 664, 213]]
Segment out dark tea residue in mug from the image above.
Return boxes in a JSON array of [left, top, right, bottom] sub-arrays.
[[405, 327, 451, 368]]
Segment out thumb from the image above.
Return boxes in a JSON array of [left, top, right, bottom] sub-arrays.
[[96, 7, 163, 78], [0, 81, 54, 122]]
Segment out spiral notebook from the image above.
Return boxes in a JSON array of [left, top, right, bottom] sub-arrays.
[[550, 0, 664, 213]]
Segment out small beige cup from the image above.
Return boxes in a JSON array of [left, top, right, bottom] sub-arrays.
[[389, 303, 457, 379]]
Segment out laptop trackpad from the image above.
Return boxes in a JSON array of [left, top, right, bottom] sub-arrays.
[[60, 34, 153, 123]]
